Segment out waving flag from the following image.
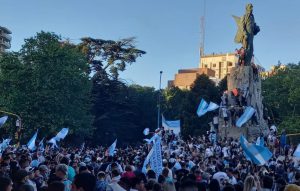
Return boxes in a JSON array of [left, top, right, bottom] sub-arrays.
[[106, 139, 117, 156], [162, 115, 181, 135], [38, 138, 45, 151], [27, 130, 38, 151], [236, 106, 255, 128], [256, 136, 264, 147], [240, 135, 272, 165], [55, 128, 69, 140], [197, 99, 219, 117], [48, 137, 58, 148], [0, 116, 8, 127], [197, 99, 209, 117], [0, 138, 11, 153], [143, 128, 150, 136], [206, 102, 220, 112], [294, 144, 300, 158]]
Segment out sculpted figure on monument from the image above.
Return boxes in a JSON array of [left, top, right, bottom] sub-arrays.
[[233, 3, 260, 66]]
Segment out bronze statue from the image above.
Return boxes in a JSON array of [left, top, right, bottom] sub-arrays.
[[233, 3, 260, 66]]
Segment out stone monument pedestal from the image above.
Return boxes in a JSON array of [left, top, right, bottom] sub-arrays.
[[219, 66, 269, 141]]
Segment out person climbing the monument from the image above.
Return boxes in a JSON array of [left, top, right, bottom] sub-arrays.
[[212, 112, 219, 133], [252, 62, 259, 81], [222, 107, 229, 127], [221, 91, 229, 107], [229, 106, 237, 128]]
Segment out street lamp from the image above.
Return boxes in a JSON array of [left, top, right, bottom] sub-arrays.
[[157, 71, 163, 129]]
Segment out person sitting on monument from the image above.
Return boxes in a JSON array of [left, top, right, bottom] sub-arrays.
[[221, 92, 229, 107], [222, 107, 229, 127]]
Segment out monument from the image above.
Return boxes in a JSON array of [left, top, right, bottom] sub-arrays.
[[219, 4, 269, 140]]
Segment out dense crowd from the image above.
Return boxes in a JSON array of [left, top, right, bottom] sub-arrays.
[[0, 125, 300, 191]]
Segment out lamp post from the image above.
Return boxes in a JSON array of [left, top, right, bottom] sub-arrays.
[[157, 71, 163, 129]]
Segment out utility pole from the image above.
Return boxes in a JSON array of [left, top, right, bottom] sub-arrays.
[[157, 71, 163, 129]]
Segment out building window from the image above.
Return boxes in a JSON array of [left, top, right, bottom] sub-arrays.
[[204, 64, 207, 68], [213, 64, 216, 67], [228, 62, 233, 67]]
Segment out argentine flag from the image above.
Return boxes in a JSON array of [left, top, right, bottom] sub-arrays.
[[106, 139, 117, 156], [27, 130, 38, 151], [197, 99, 209, 117], [55, 128, 69, 141], [293, 144, 300, 158], [162, 115, 180, 134], [0, 116, 8, 127], [256, 136, 264, 147], [197, 99, 219, 117], [240, 135, 272, 165], [236, 106, 255, 128]]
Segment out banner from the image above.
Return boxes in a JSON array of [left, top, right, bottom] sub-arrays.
[[162, 115, 180, 135], [27, 130, 38, 151], [142, 147, 154, 173], [236, 106, 255, 128], [150, 136, 163, 177]]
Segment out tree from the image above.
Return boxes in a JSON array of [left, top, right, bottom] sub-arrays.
[[262, 63, 300, 133], [163, 74, 220, 138], [0, 32, 92, 144], [78, 37, 147, 145]]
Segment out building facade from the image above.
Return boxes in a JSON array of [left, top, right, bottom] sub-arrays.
[[168, 68, 215, 90], [199, 53, 238, 80], [0, 26, 12, 53]]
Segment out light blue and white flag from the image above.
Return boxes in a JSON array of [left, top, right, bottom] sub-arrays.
[[38, 138, 45, 151], [197, 99, 219, 117], [106, 139, 117, 156], [240, 135, 272, 165], [173, 161, 182, 170], [48, 137, 58, 148], [162, 115, 181, 135], [236, 106, 255, 128], [206, 102, 220, 112], [0, 116, 8, 127], [293, 144, 300, 158], [142, 147, 154, 173], [143, 128, 150, 136], [149, 136, 163, 177], [0, 138, 11, 153], [256, 136, 264, 147], [55, 128, 69, 140], [27, 130, 38, 151], [197, 99, 209, 117]]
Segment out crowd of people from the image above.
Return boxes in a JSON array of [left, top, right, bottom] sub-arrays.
[[0, 125, 299, 191]]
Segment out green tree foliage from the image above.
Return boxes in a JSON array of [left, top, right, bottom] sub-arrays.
[[163, 74, 220, 138], [78, 37, 146, 79], [0, 32, 92, 144], [262, 63, 300, 133]]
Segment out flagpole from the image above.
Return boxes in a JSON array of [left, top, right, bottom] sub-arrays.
[[157, 71, 163, 129]]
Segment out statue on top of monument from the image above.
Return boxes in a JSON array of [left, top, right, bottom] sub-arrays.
[[233, 3, 260, 66]]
